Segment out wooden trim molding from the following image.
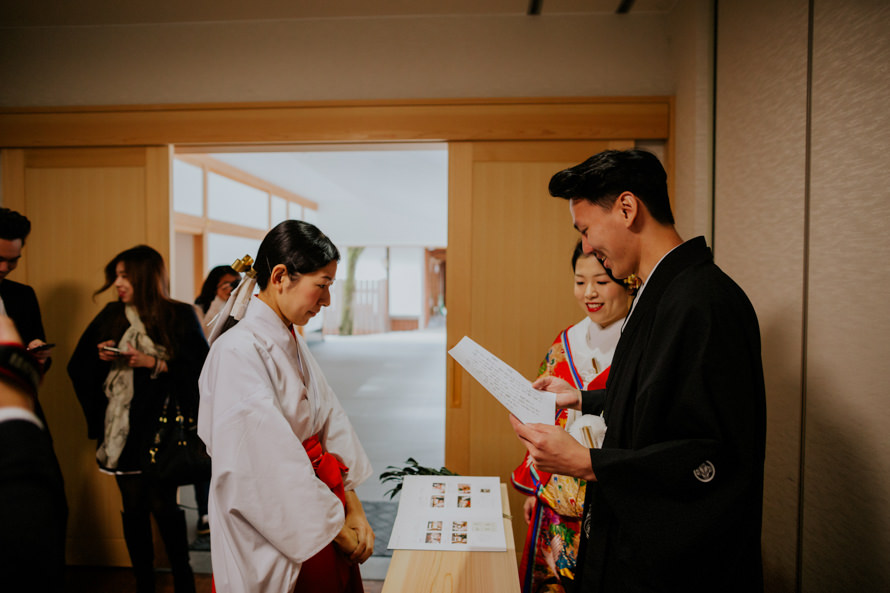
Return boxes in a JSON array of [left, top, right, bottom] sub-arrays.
[[0, 97, 672, 148]]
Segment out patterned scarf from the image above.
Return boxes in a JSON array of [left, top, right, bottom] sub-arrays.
[[96, 305, 167, 470]]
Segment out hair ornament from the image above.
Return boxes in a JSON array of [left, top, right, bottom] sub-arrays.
[[623, 274, 642, 291]]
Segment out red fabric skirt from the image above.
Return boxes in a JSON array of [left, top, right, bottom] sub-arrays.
[[212, 435, 364, 593]]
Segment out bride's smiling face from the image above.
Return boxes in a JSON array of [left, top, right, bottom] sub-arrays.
[[573, 255, 630, 328]]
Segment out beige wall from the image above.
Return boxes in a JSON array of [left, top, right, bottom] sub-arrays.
[[804, 1, 890, 589], [0, 13, 673, 107], [716, 0, 890, 590], [669, 0, 715, 243]]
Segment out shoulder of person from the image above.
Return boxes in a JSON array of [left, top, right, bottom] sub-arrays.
[[550, 323, 574, 345], [0, 279, 35, 298], [94, 300, 124, 318], [166, 299, 202, 319]]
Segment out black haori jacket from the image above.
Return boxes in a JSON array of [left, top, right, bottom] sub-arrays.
[[575, 237, 766, 593]]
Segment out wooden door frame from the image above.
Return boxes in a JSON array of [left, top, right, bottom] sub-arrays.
[[1, 95, 673, 468], [0, 96, 672, 147]]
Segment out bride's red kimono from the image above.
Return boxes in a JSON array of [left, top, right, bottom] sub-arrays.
[[511, 318, 616, 593]]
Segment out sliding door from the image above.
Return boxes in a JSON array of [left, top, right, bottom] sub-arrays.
[[446, 140, 633, 550], [1, 147, 172, 564]]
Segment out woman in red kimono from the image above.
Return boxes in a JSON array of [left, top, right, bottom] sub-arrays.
[[511, 241, 638, 593]]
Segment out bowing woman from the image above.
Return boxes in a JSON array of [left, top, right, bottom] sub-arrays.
[[511, 241, 637, 593], [68, 245, 207, 593], [198, 220, 374, 593]]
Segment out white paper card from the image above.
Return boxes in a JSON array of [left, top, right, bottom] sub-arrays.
[[387, 475, 506, 552], [448, 336, 555, 424]]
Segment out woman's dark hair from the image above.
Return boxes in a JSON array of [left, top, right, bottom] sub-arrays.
[[570, 240, 628, 289], [550, 149, 674, 225], [95, 245, 176, 353], [254, 220, 340, 290], [195, 265, 240, 313]]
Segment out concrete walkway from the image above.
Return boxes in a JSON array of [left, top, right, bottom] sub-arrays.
[[307, 325, 447, 502]]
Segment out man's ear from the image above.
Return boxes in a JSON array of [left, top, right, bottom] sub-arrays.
[[617, 192, 640, 228]]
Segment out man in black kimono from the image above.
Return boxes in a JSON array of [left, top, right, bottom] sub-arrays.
[[511, 149, 765, 592]]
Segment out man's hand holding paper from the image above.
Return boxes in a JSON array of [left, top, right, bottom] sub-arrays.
[[509, 415, 597, 481]]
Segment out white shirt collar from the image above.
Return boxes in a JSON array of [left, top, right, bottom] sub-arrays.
[[0, 406, 43, 428]]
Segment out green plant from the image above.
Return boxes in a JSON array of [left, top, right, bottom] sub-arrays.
[[379, 457, 458, 499]]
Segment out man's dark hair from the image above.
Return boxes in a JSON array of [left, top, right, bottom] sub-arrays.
[[0, 208, 32, 244], [549, 149, 674, 225]]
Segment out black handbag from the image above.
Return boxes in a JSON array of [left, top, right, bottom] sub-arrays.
[[147, 392, 211, 485]]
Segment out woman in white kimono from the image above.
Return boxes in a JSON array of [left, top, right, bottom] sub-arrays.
[[198, 221, 374, 593]]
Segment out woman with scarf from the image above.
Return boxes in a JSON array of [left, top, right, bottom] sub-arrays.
[[198, 220, 374, 593], [511, 241, 637, 593], [69, 245, 208, 593]]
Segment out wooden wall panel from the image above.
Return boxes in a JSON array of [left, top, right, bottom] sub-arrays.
[[447, 140, 632, 554], [3, 147, 171, 565], [445, 142, 474, 475]]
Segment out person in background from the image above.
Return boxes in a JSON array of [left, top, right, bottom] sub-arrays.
[[68, 245, 208, 593], [199, 220, 374, 593], [194, 265, 240, 337], [512, 240, 637, 593], [0, 208, 54, 409], [189, 264, 240, 550], [511, 149, 766, 592], [0, 315, 67, 593]]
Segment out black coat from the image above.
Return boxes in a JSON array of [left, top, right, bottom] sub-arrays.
[[0, 279, 54, 417], [0, 418, 68, 593], [576, 237, 766, 593], [0, 279, 47, 346], [67, 301, 208, 472]]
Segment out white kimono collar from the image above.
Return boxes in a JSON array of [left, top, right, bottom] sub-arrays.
[[241, 297, 321, 429]]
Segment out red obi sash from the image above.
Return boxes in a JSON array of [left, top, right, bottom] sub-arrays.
[[302, 434, 349, 506], [294, 434, 363, 593]]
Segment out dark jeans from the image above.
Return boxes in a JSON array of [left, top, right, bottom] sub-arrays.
[[194, 480, 210, 517], [117, 473, 179, 516]]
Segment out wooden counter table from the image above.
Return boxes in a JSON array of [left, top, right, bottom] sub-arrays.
[[381, 483, 520, 593]]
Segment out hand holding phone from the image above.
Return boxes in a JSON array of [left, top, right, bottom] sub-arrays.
[[28, 342, 55, 353], [102, 346, 125, 355]]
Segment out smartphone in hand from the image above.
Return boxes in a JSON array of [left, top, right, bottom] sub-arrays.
[[102, 346, 125, 355], [28, 342, 55, 352]]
